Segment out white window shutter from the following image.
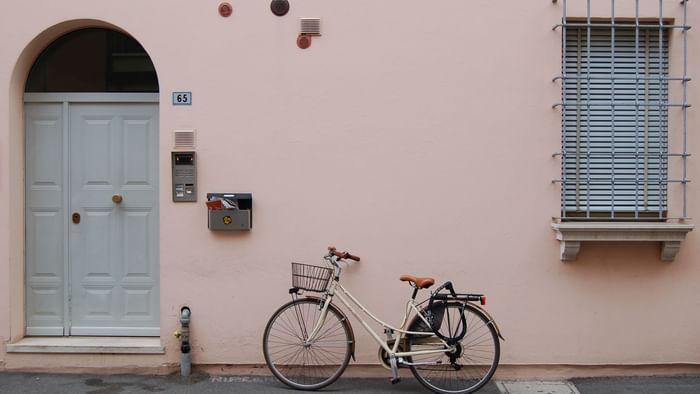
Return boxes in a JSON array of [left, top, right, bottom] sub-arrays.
[[562, 26, 668, 219]]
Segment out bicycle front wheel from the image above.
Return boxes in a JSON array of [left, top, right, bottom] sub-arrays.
[[407, 302, 500, 394], [263, 298, 353, 390]]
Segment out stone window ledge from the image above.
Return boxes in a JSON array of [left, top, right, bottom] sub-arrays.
[[5, 336, 165, 354], [551, 222, 694, 262]]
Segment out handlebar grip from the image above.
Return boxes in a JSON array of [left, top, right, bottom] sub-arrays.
[[335, 250, 360, 261], [328, 246, 361, 261]]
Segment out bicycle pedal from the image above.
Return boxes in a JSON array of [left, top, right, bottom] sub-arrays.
[[391, 377, 401, 384]]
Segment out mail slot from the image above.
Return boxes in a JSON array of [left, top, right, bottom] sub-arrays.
[[206, 193, 252, 230]]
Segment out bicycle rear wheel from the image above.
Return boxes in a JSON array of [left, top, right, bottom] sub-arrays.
[[263, 298, 353, 390], [407, 302, 500, 394]]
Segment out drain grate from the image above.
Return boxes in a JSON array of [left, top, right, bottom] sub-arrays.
[[496, 380, 580, 394]]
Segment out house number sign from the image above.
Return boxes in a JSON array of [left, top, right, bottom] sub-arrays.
[[172, 92, 192, 106]]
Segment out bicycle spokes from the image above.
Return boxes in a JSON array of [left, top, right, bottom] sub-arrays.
[[291, 296, 310, 341]]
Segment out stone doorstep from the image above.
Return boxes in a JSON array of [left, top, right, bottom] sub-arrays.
[[5, 336, 165, 354]]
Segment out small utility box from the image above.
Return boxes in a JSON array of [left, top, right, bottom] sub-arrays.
[[206, 193, 252, 230]]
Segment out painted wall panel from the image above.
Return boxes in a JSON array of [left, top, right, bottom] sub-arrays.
[[0, 0, 699, 372]]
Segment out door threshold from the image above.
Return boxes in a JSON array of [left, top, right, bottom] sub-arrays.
[[6, 336, 165, 354]]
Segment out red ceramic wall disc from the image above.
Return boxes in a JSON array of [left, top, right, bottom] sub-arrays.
[[219, 2, 233, 17], [297, 34, 311, 49]]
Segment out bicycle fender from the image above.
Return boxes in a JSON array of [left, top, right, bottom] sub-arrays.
[[304, 296, 357, 361], [470, 303, 505, 341]]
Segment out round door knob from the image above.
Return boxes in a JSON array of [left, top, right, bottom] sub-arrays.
[[112, 194, 123, 204]]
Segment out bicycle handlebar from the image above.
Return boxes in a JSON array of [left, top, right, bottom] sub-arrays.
[[327, 246, 361, 262]]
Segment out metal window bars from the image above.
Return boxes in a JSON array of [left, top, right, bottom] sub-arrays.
[[552, 0, 691, 221]]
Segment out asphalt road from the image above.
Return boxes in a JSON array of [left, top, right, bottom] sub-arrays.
[[1, 373, 700, 394]]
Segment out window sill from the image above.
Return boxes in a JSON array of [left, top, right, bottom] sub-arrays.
[[5, 337, 165, 354], [551, 222, 694, 262]]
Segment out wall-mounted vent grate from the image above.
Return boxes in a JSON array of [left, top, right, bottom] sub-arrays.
[[300, 18, 321, 36], [174, 129, 196, 149]]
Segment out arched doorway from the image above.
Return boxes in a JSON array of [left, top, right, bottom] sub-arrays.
[[24, 28, 159, 336]]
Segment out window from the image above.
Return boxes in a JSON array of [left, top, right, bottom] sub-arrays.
[[561, 20, 669, 220], [25, 28, 158, 93], [552, 2, 693, 261]]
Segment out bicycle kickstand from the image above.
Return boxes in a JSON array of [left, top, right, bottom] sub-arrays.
[[389, 355, 401, 384]]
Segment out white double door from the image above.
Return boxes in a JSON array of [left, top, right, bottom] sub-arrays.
[[25, 94, 159, 336]]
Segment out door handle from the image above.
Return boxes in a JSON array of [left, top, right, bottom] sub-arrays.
[[112, 194, 123, 204], [72, 212, 80, 224]]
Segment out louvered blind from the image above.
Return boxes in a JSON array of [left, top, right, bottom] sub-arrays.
[[562, 24, 669, 219]]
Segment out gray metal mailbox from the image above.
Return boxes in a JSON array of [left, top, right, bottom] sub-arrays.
[[206, 193, 252, 230]]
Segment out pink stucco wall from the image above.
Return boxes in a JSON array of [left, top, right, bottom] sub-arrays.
[[1, 0, 698, 373]]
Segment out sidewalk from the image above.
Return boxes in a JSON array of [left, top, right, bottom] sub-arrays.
[[1, 373, 700, 394]]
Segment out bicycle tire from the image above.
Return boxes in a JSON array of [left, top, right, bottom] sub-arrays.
[[263, 298, 353, 390], [407, 302, 500, 394]]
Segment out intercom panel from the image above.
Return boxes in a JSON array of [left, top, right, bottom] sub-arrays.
[[172, 151, 196, 202]]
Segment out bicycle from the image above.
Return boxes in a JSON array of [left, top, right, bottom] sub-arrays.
[[262, 246, 504, 394]]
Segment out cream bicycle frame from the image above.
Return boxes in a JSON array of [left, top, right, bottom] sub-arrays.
[[304, 274, 456, 360]]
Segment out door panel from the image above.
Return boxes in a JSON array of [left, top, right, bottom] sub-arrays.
[[25, 98, 159, 337], [69, 103, 159, 336], [25, 103, 66, 336], [123, 120, 151, 185]]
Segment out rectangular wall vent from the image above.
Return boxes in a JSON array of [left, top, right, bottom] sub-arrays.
[[300, 18, 322, 36], [174, 129, 196, 149]]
